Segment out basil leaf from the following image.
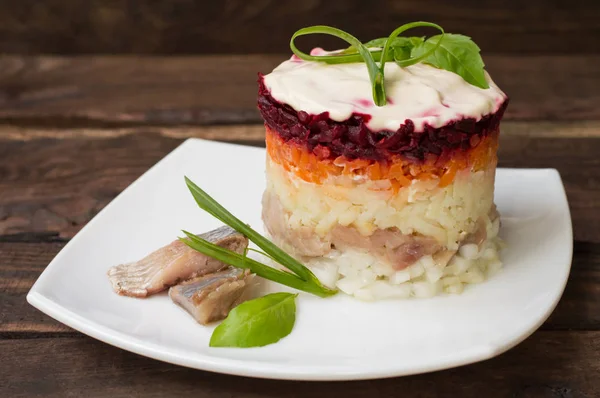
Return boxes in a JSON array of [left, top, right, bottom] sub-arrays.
[[411, 33, 489, 89], [210, 293, 297, 348], [391, 37, 423, 62]]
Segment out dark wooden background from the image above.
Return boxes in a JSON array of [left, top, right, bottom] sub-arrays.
[[0, 0, 598, 55], [1, 1, 600, 397]]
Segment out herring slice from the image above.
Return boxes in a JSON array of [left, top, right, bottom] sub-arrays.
[[107, 226, 248, 298], [169, 268, 255, 325]]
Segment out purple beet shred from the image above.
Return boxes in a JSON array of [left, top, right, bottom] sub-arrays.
[[257, 74, 508, 162]]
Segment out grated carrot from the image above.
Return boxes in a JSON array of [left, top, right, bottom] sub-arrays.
[[265, 127, 498, 189]]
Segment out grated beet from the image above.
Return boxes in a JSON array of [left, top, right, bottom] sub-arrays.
[[257, 74, 508, 162]]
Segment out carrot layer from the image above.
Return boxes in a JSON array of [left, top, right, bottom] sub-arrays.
[[266, 127, 499, 188]]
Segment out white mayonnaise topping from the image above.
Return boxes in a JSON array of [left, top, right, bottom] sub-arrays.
[[263, 54, 507, 132]]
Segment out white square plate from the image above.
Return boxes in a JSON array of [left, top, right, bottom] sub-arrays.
[[28, 139, 572, 381]]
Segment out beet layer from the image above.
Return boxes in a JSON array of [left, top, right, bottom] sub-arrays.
[[258, 74, 508, 162]]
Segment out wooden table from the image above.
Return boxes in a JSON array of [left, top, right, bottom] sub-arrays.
[[1, 55, 599, 397]]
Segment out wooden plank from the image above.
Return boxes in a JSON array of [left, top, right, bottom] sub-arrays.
[[0, 0, 597, 55], [0, 242, 69, 334], [0, 132, 598, 242], [3, 331, 600, 397], [0, 124, 268, 142], [1, 237, 598, 335], [0, 55, 280, 125], [0, 55, 598, 125], [0, 134, 180, 239], [545, 242, 600, 330]]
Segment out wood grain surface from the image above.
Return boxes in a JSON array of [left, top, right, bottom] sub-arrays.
[[0, 55, 598, 126], [0, 0, 598, 55], [0, 53, 598, 397], [3, 332, 600, 398]]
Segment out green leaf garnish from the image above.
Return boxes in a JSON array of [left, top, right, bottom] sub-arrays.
[[379, 21, 444, 69], [182, 177, 337, 298], [210, 293, 297, 348], [411, 33, 489, 89], [290, 25, 386, 106], [289, 23, 491, 105]]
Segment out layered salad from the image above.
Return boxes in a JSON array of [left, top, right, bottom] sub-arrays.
[[258, 25, 508, 300]]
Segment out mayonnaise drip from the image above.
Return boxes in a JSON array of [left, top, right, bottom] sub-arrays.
[[263, 53, 507, 132]]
